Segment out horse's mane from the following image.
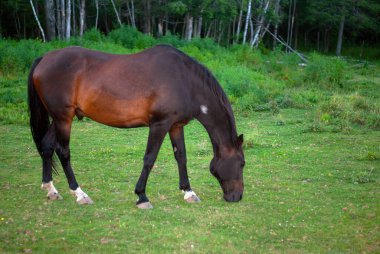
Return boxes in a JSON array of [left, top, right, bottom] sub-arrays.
[[158, 45, 238, 146]]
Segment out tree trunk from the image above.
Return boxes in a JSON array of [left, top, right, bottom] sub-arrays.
[[143, 0, 151, 34], [72, 0, 76, 36], [197, 16, 202, 37], [95, 0, 99, 29], [65, 0, 71, 40], [30, 0, 46, 42], [272, 0, 280, 49], [157, 18, 163, 37], [45, 0, 56, 40], [110, 0, 122, 26], [185, 13, 193, 41], [56, 0, 62, 39], [251, 0, 270, 48], [206, 21, 213, 37], [324, 28, 329, 53], [60, 0, 66, 38], [335, 15, 345, 56], [79, 0, 85, 37], [242, 0, 252, 45], [286, 0, 292, 50], [289, 0, 296, 48], [234, 0, 243, 44], [193, 17, 198, 38], [317, 30, 320, 51]]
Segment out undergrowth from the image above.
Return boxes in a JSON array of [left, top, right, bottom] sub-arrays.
[[0, 27, 379, 132]]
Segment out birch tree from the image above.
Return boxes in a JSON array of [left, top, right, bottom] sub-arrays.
[[110, 0, 122, 27], [45, 0, 56, 40], [79, 0, 85, 37], [251, 0, 271, 48], [242, 0, 252, 45], [30, 0, 46, 42], [65, 0, 71, 40]]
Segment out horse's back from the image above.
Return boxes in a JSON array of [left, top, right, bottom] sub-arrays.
[[33, 46, 195, 127]]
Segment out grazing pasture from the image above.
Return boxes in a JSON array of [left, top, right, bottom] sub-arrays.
[[0, 35, 379, 253]]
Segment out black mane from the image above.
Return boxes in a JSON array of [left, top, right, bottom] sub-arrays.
[[158, 45, 238, 146]]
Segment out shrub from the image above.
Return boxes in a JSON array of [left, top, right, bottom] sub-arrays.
[[315, 93, 380, 131], [108, 26, 155, 49], [83, 28, 104, 42], [304, 53, 349, 88]]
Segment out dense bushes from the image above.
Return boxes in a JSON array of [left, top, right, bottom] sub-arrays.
[[0, 27, 379, 131]]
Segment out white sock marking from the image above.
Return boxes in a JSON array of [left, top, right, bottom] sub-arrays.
[[200, 105, 208, 114], [184, 190, 197, 200], [70, 187, 89, 202], [41, 181, 58, 195]]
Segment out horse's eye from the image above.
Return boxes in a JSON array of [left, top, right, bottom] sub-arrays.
[[241, 161, 246, 168]]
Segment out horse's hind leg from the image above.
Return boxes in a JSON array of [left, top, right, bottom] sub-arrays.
[[169, 126, 200, 203], [54, 119, 93, 204], [40, 123, 62, 200]]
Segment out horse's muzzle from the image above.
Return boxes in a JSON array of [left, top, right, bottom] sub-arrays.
[[224, 191, 243, 202]]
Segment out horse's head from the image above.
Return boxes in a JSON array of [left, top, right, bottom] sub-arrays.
[[210, 134, 245, 202]]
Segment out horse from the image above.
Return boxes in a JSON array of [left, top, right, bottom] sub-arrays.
[[27, 45, 245, 209]]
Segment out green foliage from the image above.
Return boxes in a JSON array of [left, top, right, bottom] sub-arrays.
[[82, 28, 104, 42], [0, 36, 379, 133], [304, 53, 349, 88], [314, 94, 380, 131], [108, 26, 155, 49]]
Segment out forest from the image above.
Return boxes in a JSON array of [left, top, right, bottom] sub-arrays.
[[1, 0, 380, 58]]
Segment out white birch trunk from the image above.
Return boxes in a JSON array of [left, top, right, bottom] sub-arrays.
[[234, 0, 244, 44], [65, 0, 71, 40], [251, 0, 270, 48], [185, 13, 193, 41], [95, 0, 99, 29], [242, 0, 252, 45], [79, 0, 85, 37], [30, 0, 46, 42], [110, 0, 122, 26], [336, 15, 345, 56]]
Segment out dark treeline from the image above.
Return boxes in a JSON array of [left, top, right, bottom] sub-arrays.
[[1, 0, 379, 56]]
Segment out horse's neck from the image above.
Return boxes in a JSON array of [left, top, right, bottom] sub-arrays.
[[196, 102, 237, 157]]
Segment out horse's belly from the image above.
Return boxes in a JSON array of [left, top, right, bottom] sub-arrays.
[[79, 97, 152, 128]]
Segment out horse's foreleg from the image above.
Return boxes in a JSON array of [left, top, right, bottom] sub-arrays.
[[54, 120, 93, 205], [40, 124, 62, 200], [169, 127, 200, 203], [135, 122, 169, 209]]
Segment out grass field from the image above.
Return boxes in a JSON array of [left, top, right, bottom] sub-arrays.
[[1, 108, 379, 253]]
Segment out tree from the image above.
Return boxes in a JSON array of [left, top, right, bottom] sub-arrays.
[[30, 0, 46, 42], [45, 0, 56, 40]]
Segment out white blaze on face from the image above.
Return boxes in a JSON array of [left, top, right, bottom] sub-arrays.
[[200, 105, 208, 115]]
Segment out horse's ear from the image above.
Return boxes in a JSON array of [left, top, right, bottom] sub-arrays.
[[237, 134, 244, 147]]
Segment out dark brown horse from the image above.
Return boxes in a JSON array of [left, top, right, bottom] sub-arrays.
[[28, 45, 245, 208]]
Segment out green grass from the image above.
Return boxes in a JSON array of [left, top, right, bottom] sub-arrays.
[[0, 109, 379, 253], [0, 32, 379, 253]]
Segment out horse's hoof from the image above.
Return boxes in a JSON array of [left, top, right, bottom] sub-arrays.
[[185, 194, 201, 203], [136, 202, 153, 209], [77, 196, 93, 205], [183, 190, 201, 203], [47, 192, 62, 200]]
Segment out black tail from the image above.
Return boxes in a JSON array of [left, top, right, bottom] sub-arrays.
[[28, 57, 59, 174], [28, 57, 50, 156]]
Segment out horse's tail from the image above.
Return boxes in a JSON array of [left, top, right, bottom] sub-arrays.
[[28, 57, 50, 156]]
